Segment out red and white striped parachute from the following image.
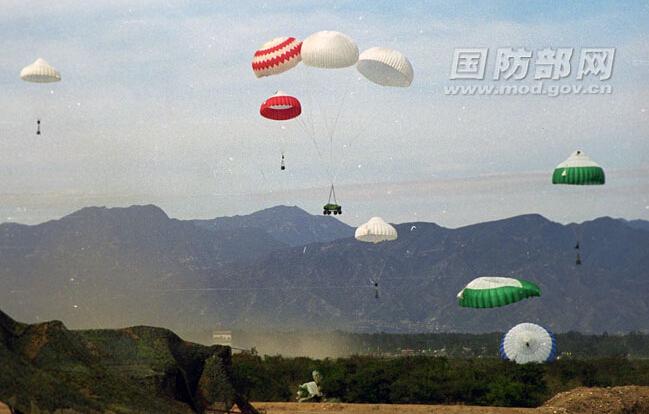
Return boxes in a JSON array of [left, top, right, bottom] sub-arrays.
[[252, 37, 302, 78]]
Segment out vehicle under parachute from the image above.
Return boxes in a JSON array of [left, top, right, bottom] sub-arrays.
[[251, 32, 413, 214], [20, 58, 61, 135], [552, 150, 605, 265], [322, 203, 342, 215], [259, 91, 302, 170], [355, 217, 398, 298], [323, 184, 342, 215]]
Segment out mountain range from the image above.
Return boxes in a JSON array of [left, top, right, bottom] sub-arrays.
[[192, 205, 353, 247], [0, 205, 647, 335]]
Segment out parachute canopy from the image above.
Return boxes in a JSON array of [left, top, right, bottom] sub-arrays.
[[552, 150, 605, 185], [301, 31, 359, 68], [296, 381, 322, 402], [355, 217, 398, 243], [260, 91, 302, 121], [357, 47, 414, 87], [500, 323, 558, 364], [252, 37, 302, 78], [20, 58, 61, 83], [457, 277, 540, 308]]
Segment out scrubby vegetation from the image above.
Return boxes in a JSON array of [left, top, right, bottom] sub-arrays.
[[232, 354, 649, 407]]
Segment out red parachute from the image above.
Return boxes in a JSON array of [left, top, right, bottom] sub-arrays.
[[259, 91, 301, 121]]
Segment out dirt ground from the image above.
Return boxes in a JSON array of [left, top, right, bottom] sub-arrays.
[[255, 402, 536, 414], [256, 386, 649, 414], [1, 386, 647, 414], [539, 386, 649, 414]]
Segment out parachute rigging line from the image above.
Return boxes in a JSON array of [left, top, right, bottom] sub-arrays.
[[327, 184, 338, 205]]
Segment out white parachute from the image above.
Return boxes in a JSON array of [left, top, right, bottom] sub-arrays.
[[301, 31, 359, 68], [20, 58, 61, 83], [297, 30, 361, 214], [355, 217, 398, 243], [252, 31, 412, 216], [500, 323, 558, 364], [355, 217, 398, 299], [357, 47, 414, 87], [20, 58, 61, 135]]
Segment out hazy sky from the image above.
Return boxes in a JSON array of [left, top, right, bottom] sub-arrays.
[[0, 0, 648, 227]]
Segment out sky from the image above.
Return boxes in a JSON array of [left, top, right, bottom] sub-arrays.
[[0, 0, 648, 227]]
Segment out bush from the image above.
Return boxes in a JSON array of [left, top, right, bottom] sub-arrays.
[[232, 354, 649, 406]]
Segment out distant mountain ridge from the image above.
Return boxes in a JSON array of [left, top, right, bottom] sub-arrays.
[[619, 218, 649, 232], [192, 205, 354, 247], [0, 205, 648, 335]]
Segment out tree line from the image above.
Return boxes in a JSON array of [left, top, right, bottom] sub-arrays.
[[232, 354, 649, 406], [227, 330, 649, 358]]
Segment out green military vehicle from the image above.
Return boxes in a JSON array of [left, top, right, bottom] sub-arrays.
[[323, 203, 342, 215], [323, 184, 342, 215]]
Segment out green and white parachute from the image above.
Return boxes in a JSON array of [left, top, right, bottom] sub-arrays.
[[552, 150, 605, 265], [457, 277, 541, 308], [552, 150, 605, 185]]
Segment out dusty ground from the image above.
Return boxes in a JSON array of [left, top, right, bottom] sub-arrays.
[[539, 386, 649, 414], [255, 402, 536, 414], [256, 386, 649, 414], [1, 386, 647, 413]]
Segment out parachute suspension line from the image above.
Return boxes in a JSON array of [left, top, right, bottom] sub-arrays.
[[331, 128, 364, 185], [301, 68, 320, 154], [297, 69, 329, 184], [259, 168, 271, 200], [327, 184, 338, 204], [312, 81, 350, 183], [295, 113, 330, 184], [573, 223, 581, 265], [304, 71, 318, 146], [327, 89, 349, 183], [329, 83, 367, 185], [297, 117, 323, 161], [373, 258, 388, 300], [573, 185, 588, 266], [312, 96, 334, 180]]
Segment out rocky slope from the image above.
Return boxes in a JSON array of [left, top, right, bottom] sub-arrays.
[[0, 309, 256, 414]]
